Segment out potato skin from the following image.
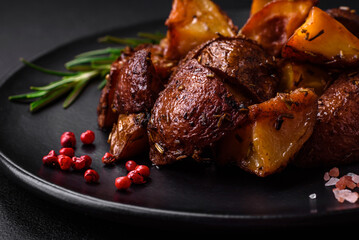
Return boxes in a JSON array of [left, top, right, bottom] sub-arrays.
[[294, 73, 359, 167], [148, 58, 249, 165], [97, 47, 162, 129]]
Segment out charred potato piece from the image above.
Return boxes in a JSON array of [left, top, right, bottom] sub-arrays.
[[279, 60, 330, 95], [294, 73, 359, 168], [327, 7, 359, 38], [240, 0, 317, 56], [108, 113, 149, 162], [162, 0, 238, 60], [148, 59, 249, 166], [196, 37, 280, 102], [282, 7, 359, 67], [97, 47, 162, 128], [217, 88, 318, 177]]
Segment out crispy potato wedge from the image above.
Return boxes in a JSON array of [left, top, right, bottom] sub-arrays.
[[217, 88, 318, 177], [282, 7, 359, 67], [240, 0, 317, 56], [294, 73, 359, 168], [162, 0, 238, 60], [108, 113, 149, 162], [278, 60, 331, 95]]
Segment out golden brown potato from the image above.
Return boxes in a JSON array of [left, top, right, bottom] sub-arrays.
[[108, 113, 149, 163], [278, 60, 331, 95], [162, 0, 238, 60], [282, 7, 359, 67], [217, 88, 318, 177], [294, 72, 359, 168], [240, 0, 317, 56], [250, 0, 273, 16]]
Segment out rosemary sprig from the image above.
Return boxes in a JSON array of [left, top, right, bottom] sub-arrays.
[[8, 32, 164, 112]]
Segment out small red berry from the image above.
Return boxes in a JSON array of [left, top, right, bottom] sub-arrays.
[[127, 170, 145, 184], [125, 160, 137, 172], [102, 152, 115, 164], [84, 169, 99, 183], [59, 147, 75, 157], [135, 165, 150, 178], [81, 155, 92, 168], [115, 176, 131, 190], [72, 157, 86, 170], [80, 130, 95, 144], [57, 154, 72, 170], [60, 132, 76, 148], [42, 150, 58, 166]]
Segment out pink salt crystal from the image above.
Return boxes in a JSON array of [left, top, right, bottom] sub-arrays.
[[347, 173, 359, 184], [325, 177, 339, 186], [329, 167, 340, 177], [324, 172, 330, 181], [332, 188, 359, 203]]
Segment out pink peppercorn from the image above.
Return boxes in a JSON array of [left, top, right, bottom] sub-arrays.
[[115, 176, 131, 190], [80, 130, 95, 145], [59, 147, 75, 158], [84, 169, 99, 183], [57, 154, 72, 170], [60, 132, 76, 148]]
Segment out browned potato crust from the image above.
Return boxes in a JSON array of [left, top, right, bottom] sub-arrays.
[[217, 88, 318, 177], [108, 113, 149, 162], [294, 73, 359, 167], [97, 47, 162, 129], [327, 7, 359, 38], [147, 58, 250, 165]]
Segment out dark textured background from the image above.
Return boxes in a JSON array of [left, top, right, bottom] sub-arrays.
[[0, 0, 358, 238]]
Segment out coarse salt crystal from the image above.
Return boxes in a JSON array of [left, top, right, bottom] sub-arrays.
[[309, 193, 316, 199], [347, 172, 359, 184], [332, 188, 359, 203], [325, 177, 339, 186], [324, 172, 330, 181]]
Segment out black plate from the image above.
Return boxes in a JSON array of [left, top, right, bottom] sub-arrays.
[[1, 5, 359, 229]]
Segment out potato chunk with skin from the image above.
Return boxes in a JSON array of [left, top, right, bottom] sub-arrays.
[[162, 0, 238, 60], [294, 73, 359, 168], [108, 113, 149, 162], [282, 7, 359, 67], [217, 88, 318, 177], [240, 0, 317, 56]]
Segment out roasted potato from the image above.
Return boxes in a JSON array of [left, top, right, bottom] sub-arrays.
[[108, 113, 149, 162], [278, 60, 331, 95], [327, 7, 359, 38], [147, 58, 249, 166], [250, 0, 273, 16], [282, 7, 359, 67], [240, 0, 317, 56], [162, 0, 238, 60], [294, 72, 359, 168], [217, 88, 318, 177], [97, 47, 162, 129]]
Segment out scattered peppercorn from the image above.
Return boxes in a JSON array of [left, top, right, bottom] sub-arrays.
[[57, 154, 73, 170], [60, 132, 76, 148], [72, 156, 87, 170], [42, 150, 58, 166], [135, 165, 150, 178], [115, 176, 131, 190], [80, 130, 95, 145], [102, 152, 115, 164], [125, 160, 137, 172], [127, 170, 145, 184], [84, 169, 99, 183], [81, 155, 92, 168], [59, 147, 75, 158]]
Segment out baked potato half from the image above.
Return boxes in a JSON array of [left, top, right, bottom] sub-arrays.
[[162, 0, 238, 60], [294, 72, 359, 167], [217, 88, 318, 177], [282, 6, 359, 67], [108, 113, 149, 163], [240, 0, 317, 56]]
